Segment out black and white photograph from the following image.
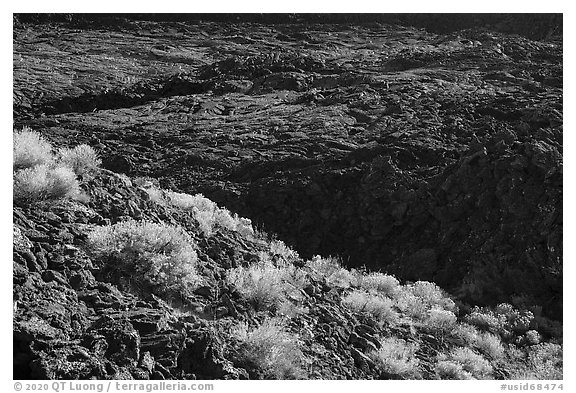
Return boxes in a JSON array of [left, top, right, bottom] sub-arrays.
[[11, 9, 564, 386]]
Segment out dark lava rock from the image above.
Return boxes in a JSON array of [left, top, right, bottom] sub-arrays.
[[13, 16, 563, 380]]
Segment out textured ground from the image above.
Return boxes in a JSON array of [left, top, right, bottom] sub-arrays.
[[13, 17, 563, 379], [14, 18, 562, 319]]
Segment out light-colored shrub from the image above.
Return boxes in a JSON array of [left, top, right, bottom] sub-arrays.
[[495, 303, 534, 333], [465, 308, 503, 333], [306, 255, 357, 288], [14, 164, 80, 202], [466, 304, 534, 336], [227, 261, 306, 312], [144, 186, 165, 205], [449, 323, 504, 359], [509, 343, 562, 380], [395, 290, 428, 320], [525, 330, 541, 345], [450, 323, 481, 346], [232, 318, 304, 379], [163, 190, 253, 237], [408, 281, 457, 312], [227, 264, 285, 310], [359, 272, 400, 296], [268, 239, 299, 262], [394, 281, 456, 321], [87, 220, 200, 296], [13, 127, 53, 170], [424, 307, 458, 332], [369, 337, 420, 378], [435, 360, 474, 380], [475, 331, 505, 359], [58, 144, 101, 175], [439, 347, 493, 379], [13, 128, 97, 204], [342, 290, 398, 324]]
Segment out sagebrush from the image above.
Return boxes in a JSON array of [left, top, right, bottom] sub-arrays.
[[87, 220, 201, 298]]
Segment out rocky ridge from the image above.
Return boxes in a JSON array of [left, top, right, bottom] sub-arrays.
[[13, 165, 562, 380]]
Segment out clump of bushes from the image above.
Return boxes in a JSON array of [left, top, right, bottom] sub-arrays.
[[342, 290, 398, 324], [508, 343, 563, 380], [524, 330, 541, 345], [395, 281, 457, 321], [13, 127, 99, 204], [408, 281, 457, 312], [87, 220, 201, 298], [227, 260, 307, 312], [358, 272, 400, 297], [14, 164, 81, 202], [13, 127, 53, 170], [435, 360, 475, 380], [448, 322, 506, 359], [231, 317, 305, 379], [465, 303, 534, 338], [450, 323, 481, 346], [58, 144, 101, 176], [423, 307, 458, 333], [306, 255, 357, 288], [369, 337, 420, 378], [139, 184, 254, 237], [436, 347, 493, 380], [268, 239, 299, 263], [475, 331, 506, 359]]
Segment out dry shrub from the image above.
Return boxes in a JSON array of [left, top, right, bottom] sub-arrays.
[[395, 281, 456, 320], [268, 239, 299, 262], [232, 318, 304, 379], [14, 164, 81, 202], [13, 127, 98, 204], [227, 261, 307, 312], [87, 220, 201, 298], [424, 307, 458, 333], [435, 360, 474, 380], [450, 323, 481, 346], [369, 337, 420, 378], [13, 127, 53, 170], [342, 290, 398, 324], [306, 255, 357, 288], [508, 343, 562, 380], [475, 331, 505, 359], [359, 272, 400, 296], [437, 347, 493, 379], [58, 144, 101, 175], [147, 190, 254, 237]]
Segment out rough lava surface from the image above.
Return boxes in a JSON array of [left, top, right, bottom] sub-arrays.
[[13, 16, 562, 379]]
